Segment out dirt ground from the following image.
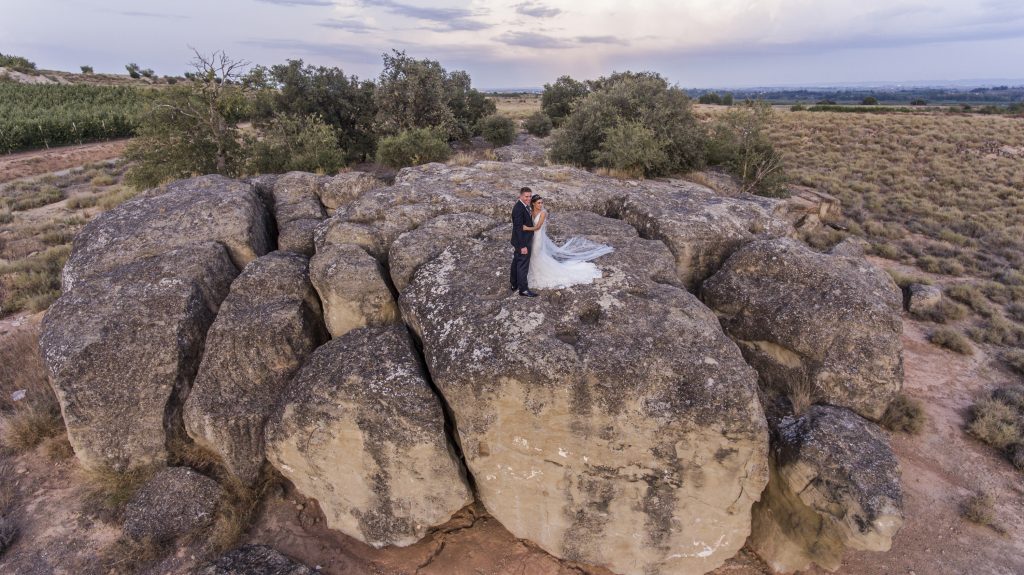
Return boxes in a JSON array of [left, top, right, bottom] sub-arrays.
[[2, 308, 1021, 574], [0, 140, 128, 184]]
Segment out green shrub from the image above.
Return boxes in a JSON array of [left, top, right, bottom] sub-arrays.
[[80, 65, 93, 74], [706, 100, 787, 197], [929, 327, 972, 354], [475, 114, 516, 146], [550, 71, 704, 177], [524, 111, 553, 137], [592, 121, 667, 178], [0, 53, 36, 72], [862, 96, 879, 105], [699, 92, 722, 105], [125, 63, 141, 79], [246, 113, 345, 175], [376, 128, 451, 168], [880, 394, 926, 435], [541, 75, 589, 126]]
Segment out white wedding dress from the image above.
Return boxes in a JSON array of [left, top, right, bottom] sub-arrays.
[[529, 210, 613, 289]]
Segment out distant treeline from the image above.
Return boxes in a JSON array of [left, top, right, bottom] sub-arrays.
[[686, 86, 1024, 106]]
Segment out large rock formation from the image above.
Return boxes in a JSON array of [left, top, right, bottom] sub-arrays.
[[748, 405, 903, 573], [40, 243, 238, 471], [265, 325, 473, 548], [399, 211, 770, 575], [61, 175, 269, 291], [318, 171, 382, 212], [184, 252, 327, 485], [703, 238, 903, 420], [309, 244, 399, 338], [268, 172, 328, 255], [387, 212, 498, 291], [124, 467, 222, 542]]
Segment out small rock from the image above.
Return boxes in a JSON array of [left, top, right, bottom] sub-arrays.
[[907, 283, 942, 314], [123, 467, 221, 542], [194, 544, 313, 575]]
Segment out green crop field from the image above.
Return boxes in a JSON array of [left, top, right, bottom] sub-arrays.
[[0, 83, 150, 153]]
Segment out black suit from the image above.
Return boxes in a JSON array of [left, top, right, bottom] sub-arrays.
[[510, 200, 534, 292]]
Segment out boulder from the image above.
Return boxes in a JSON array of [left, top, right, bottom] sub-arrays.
[[703, 238, 903, 420], [195, 545, 313, 575], [61, 175, 269, 291], [40, 243, 238, 471], [313, 219, 387, 260], [265, 325, 473, 548], [611, 182, 792, 289], [388, 212, 499, 291], [309, 243, 399, 338], [124, 467, 221, 542], [748, 405, 904, 573], [184, 252, 327, 485], [318, 171, 382, 212], [398, 212, 769, 575], [907, 283, 942, 315], [493, 134, 548, 165], [270, 172, 327, 255], [829, 236, 869, 257]]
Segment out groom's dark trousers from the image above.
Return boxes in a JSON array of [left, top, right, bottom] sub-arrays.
[[510, 200, 534, 292]]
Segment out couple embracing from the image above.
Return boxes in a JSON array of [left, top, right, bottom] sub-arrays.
[[510, 186, 613, 297]]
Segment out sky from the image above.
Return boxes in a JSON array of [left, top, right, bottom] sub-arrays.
[[2, 0, 1023, 89]]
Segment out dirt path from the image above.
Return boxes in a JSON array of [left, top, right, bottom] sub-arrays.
[[0, 140, 129, 184]]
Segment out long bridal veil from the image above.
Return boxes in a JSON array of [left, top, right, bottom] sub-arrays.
[[529, 211, 613, 290]]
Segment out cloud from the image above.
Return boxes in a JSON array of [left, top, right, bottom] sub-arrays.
[[319, 18, 377, 33], [254, 0, 335, 6], [238, 38, 380, 64], [435, 18, 492, 31], [359, 0, 474, 22], [497, 31, 571, 49], [515, 2, 561, 18], [113, 10, 189, 20], [576, 35, 627, 46]]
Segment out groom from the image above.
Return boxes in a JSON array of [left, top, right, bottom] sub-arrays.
[[510, 187, 538, 297]]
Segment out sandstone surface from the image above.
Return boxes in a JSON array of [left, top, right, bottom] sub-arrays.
[[265, 325, 473, 548], [184, 252, 327, 485], [703, 238, 903, 420]]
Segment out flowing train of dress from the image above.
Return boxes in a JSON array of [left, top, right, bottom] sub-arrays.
[[528, 210, 613, 290]]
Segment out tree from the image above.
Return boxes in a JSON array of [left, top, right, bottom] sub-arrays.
[[549, 71, 705, 177], [862, 96, 879, 105], [141, 68, 155, 79], [706, 100, 786, 197], [125, 50, 251, 188], [0, 53, 36, 72], [475, 114, 515, 146], [376, 127, 451, 168], [374, 50, 457, 138], [266, 60, 377, 162], [245, 113, 345, 175], [524, 111, 553, 136], [722, 92, 734, 106], [541, 75, 588, 126], [699, 92, 722, 105], [445, 70, 496, 140], [125, 63, 141, 79], [80, 65, 94, 74]]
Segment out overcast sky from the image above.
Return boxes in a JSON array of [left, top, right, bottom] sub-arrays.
[[3, 0, 1022, 89]]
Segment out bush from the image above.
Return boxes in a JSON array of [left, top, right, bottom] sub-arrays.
[[722, 93, 734, 106], [911, 99, 927, 106], [945, 284, 993, 317], [961, 492, 997, 528], [911, 298, 968, 324], [1005, 349, 1024, 375], [592, 121, 667, 178], [125, 63, 141, 79], [790, 103, 807, 111], [376, 128, 451, 168], [967, 397, 1021, 451], [80, 65, 94, 74], [699, 92, 722, 105], [0, 516, 16, 557], [1007, 302, 1024, 323], [0, 53, 36, 72], [929, 327, 972, 354], [245, 113, 345, 175], [541, 75, 589, 126], [706, 100, 787, 197], [967, 316, 1024, 347], [140, 69, 155, 79], [880, 394, 926, 435], [524, 111, 553, 137], [475, 114, 516, 146], [550, 71, 704, 177], [862, 96, 879, 105]]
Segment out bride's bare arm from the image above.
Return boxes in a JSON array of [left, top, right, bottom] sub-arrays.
[[523, 211, 546, 231]]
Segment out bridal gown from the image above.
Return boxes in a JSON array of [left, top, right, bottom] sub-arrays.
[[528, 210, 613, 290]]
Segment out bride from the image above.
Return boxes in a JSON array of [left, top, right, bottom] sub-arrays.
[[523, 195, 613, 290]]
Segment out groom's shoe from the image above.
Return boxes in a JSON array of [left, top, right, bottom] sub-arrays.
[[519, 290, 539, 297]]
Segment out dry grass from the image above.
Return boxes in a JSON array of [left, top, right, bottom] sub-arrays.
[[0, 244, 71, 316], [492, 94, 542, 121], [81, 465, 157, 522], [0, 325, 66, 453], [945, 284, 994, 317], [967, 385, 1024, 474], [101, 536, 171, 573], [911, 298, 968, 324], [881, 394, 927, 435], [929, 327, 974, 355], [961, 492, 1001, 532], [1005, 349, 1024, 375], [0, 516, 16, 557]]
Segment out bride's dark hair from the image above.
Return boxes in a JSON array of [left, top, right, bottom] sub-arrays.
[[530, 195, 543, 205]]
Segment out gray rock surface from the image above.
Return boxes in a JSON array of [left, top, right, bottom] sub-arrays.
[[194, 545, 313, 575], [703, 238, 903, 420], [61, 175, 268, 291], [313, 219, 387, 260], [265, 325, 473, 548], [270, 172, 327, 255], [828, 236, 869, 257], [124, 467, 221, 542], [907, 283, 942, 314], [184, 252, 327, 485], [387, 212, 498, 291], [40, 243, 238, 471], [318, 171, 382, 212], [493, 134, 548, 165], [749, 405, 904, 573], [309, 243, 399, 338], [398, 211, 769, 575]]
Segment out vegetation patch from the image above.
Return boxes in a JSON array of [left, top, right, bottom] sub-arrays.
[[880, 394, 926, 435], [967, 384, 1024, 473], [928, 327, 973, 354]]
